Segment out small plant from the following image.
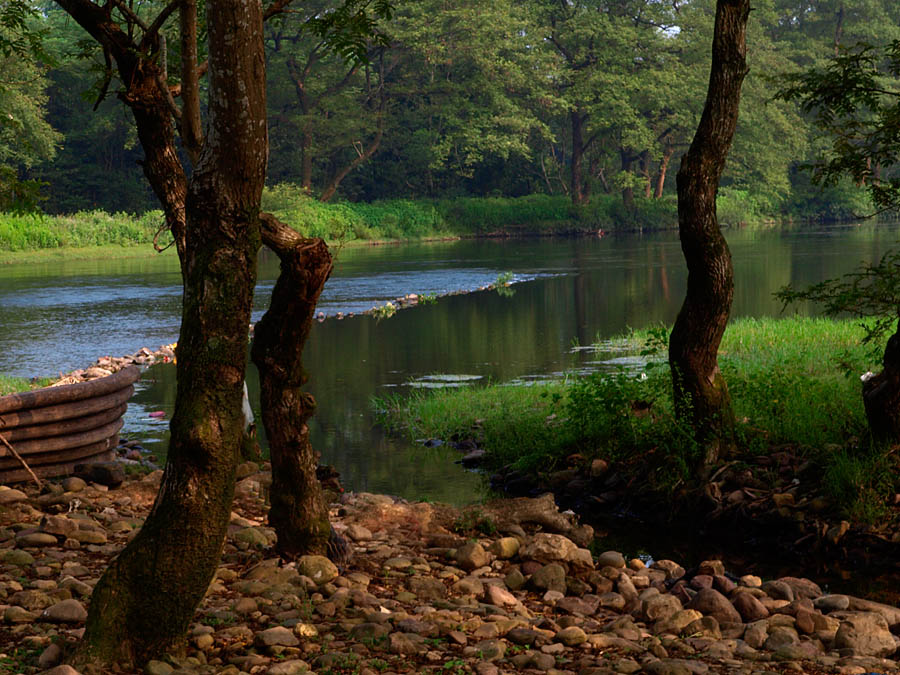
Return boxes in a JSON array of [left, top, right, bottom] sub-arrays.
[[418, 293, 438, 305], [492, 271, 515, 297], [371, 301, 397, 320], [452, 507, 497, 535]]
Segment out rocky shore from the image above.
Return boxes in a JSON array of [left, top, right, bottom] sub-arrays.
[[3, 466, 900, 675]]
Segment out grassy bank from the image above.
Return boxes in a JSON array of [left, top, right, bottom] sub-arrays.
[[0, 190, 692, 258], [377, 317, 894, 522], [0, 374, 52, 396], [0, 183, 880, 259]]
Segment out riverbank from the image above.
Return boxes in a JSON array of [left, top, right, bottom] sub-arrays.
[[4, 466, 900, 675], [378, 317, 900, 563], [6, 187, 871, 263]]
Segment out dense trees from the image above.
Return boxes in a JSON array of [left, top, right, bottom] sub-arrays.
[[5, 0, 899, 215]]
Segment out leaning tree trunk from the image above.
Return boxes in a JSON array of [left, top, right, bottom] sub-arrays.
[[252, 214, 333, 558], [668, 0, 750, 467], [75, 0, 267, 666], [863, 321, 900, 442]]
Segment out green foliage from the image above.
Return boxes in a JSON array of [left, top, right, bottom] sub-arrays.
[[0, 210, 160, 251], [379, 318, 874, 492], [777, 39, 900, 213], [0, 373, 52, 395], [452, 508, 497, 536], [822, 447, 894, 524]]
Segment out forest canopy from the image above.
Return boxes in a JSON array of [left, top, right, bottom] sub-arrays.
[[5, 0, 900, 218]]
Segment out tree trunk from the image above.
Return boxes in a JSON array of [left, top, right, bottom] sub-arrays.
[[570, 109, 587, 205], [74, 0, 267, 666], [668, 0, 749, 467], [863, 321, 900, 442], [301, 126, 313, 191], [655, 146, 674, 198], [620, 150, 635, 210], [319, 114, 384, 203], [252, 214, 333, 558], [641, 150, 652, 198]]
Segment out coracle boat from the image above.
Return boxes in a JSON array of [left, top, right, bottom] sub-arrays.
[[0, 366, 139, 484]]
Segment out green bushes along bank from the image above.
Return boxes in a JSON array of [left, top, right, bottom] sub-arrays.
[[377, 317, 893, 523]]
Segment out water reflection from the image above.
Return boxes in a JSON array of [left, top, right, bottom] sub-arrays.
[[1, 224, 899, 503]]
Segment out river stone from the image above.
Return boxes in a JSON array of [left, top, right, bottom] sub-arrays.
[[9, 590, 54, 611], [521, 533, 578, 563], [297, 555, 339, 584], [233, 527, 269, 549], [408, 575, 447, 601], [0, 487, 28, 505], [485, 584, 519, 608], [846, 596, 900, 627], [732, 590, 770, 622], [75, 460, 125, 487], [144, 661, 174, 675], [70, 529, 107, 545], [643, 594, 682, 623], [4, 606, 38, 623], [650, 560, 685, 580], [37, 643, 63, 670], [40, 667, 82, 675], [777, 576, 823, 600], [345, 524, 372, 541], [455, 541, 490, 570], [489, 537, 520, 559], [654, 609, 703, 635], [834, 612, 897, 657], [15, 532, 59, 548], [471, 639, 506, 660], [349, 622, 391, 640], [389, 632, 426, 655], [266, 660, 309, 675], [683, 616, 721, 639], [814, 594, 850, 612], [40, 516, 78, 537], [761, 580, 794, 602], [61, 476, 87, 492], [507, 628, 547, 646], [510, 651, 556, 671], [40, 599, 87, 623], [504, 568, 526, 591], [597, 550, 626, 569], [686, 588, 742, 625], [764, 625, 799, 650], [556, 594, 600, 616], [256, 626, 299, 648], [530, 563, 567, 594], [556, 625, 587, 646], [451, 576, 484, 596]]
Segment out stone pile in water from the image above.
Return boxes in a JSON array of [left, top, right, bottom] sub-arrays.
[[1, 468, 899, 675], [49, 345, 177, 387]]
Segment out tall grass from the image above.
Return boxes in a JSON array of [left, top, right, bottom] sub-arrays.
[[0, 210, 161, 252], [0, 374, 53, 396]]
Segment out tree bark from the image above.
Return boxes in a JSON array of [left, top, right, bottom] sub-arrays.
[[655, 145, 674, 198], [252, 213, 333, 557], [621, 150, 635, 210], [863, 321, 900, 442], [668, 0, 749, 466], [74, 0, 267, 666], [570, 109, 587, 205]]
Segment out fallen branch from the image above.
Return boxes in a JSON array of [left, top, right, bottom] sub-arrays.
[[0, 431, 42, 489]]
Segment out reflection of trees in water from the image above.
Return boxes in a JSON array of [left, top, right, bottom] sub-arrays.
[[116, 226, 900, 502]]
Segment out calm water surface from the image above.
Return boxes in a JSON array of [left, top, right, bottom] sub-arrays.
[[1, 223, 898, 505]]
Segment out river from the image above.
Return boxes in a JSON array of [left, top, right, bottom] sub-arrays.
[[1, 222, 898, 506]]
